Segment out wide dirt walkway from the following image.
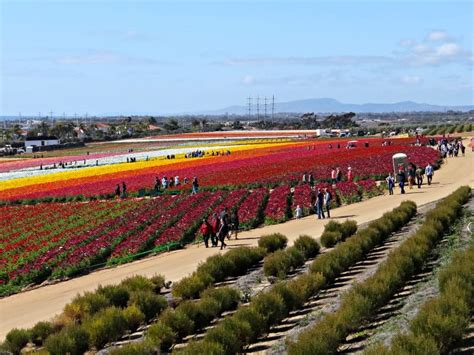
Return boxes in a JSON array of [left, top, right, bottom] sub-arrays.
[[1, 142, 473, 340]]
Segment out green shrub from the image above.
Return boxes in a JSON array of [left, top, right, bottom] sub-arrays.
[[197, 254, 235, 282], [45, 325, 89, 355], [172, 273, 212, 299], [264, 249, 291, 279], [271, 282, 300, 312], [120, 275, 155, 293], [147, 321, 176, 351], [128, 291, 167, 321], [323, 220, 342, 233], [388, 332, 439, 354], [287, 272, 325, 308], [286, 246, 305, 269], [293, 235, 320, 258], [320, 231, 342, 248], [64, 291, 110, 321], [341, 220, 358, 238], [200, 287, 241, 311], [178, 298, 220, 330], [258, 233, 288, 253], [159, 308, 195, 339], [4, 328, 30, 354], [233, 306, 266, 343], [97, 285, 130, 308], [149, 274, 166, 292], [30, 321, 54, 346], [174, 340, 225, 355], [82, 307, 128, 349], [252, 291, 287, 330], [225, 247, 266, 274], [206, 317, 251, 354], [123, 305, 145, 330], [109, 340, 154, 355]]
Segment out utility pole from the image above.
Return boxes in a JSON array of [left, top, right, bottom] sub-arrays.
[[74, 113, 78, 126], [256, 96, 260, 120], [272, 95, 275, 123], [247, 96, 252, 120], [264, 96, 267, 122]]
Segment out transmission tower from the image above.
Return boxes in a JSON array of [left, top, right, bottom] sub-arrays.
[[256, 96, 260, 120], [272, 95, 275, 123], [264, 97, 267, 122], [247, 96, 252, 120]]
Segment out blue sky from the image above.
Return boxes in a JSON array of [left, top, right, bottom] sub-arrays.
[[1, 0, 473, 115]]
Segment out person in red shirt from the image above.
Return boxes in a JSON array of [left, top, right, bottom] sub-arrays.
[[210, 213, 220, 247], [347, 167, 354, 182], [199, 218, 211, 248]]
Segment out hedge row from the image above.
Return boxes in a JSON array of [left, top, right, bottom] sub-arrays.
[[1, 275, 167, 355], [172, 246, 266, 300], [263, 235, 320, 279], [287, 186, 470, 355], [320, 220, 358, 248], [173, 201, 417, 354], [365, 222, 474, 354]]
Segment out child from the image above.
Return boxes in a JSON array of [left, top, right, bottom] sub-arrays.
[[386, 173, 395, 195]]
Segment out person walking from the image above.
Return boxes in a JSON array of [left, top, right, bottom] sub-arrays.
[[386, 173, 395, 195], [330, 168, 337, 185], [199, 218, 211, 248], [192, 177, 199, 194], [217, 211, 229, 250], [115, 184, 121, 198], [425, 163, 434, 185], [347, 167, 354, 182], [415, 166, 423, 188], [154, 177, 161, 193], [302, 172, 307, 184], [121, 182, 127, 198], [230, 211, 240, 239], [308, 172, 315, 187], [315, 188, 325, 219], [210, 213, 220, 247], [407, 165, 415, 189], [336, 167, 342, 182], [460, 142, 465, 156], [397, 167, 406, 194], [324, 188, 332, 218], [295, 205, 303, 219]]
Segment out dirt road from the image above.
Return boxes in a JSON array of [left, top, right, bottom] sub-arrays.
[[1, 143, 473, 340]]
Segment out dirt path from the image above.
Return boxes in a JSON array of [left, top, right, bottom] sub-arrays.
[[1, 142, 473, 340]]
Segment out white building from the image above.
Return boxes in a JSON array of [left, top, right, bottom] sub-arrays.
[[25, 136, 60, 147]]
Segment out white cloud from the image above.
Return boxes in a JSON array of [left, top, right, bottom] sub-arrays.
[[242, 75, 255, 85], [55, 51, 163, 66], [426, 30, 450, 42], [399, 39, 416, 47], [400, 75, 423, 85], [435, 43, 461, 57]]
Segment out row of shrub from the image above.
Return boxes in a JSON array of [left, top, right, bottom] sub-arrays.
[[425, 123, 473, 136], [172, 201, 418, 354], [1, 275, 167, 355], [173, 247, 264, 300], [320, 220, 358, 248], [365, 219, 474, 354], [263, 235, 320, 279], [287, 186, 470, 355]]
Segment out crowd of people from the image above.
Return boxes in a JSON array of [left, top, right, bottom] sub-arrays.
[[199, 207, 240, 249], [437, 137, 465, 158]]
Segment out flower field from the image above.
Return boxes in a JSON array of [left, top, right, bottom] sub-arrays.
[[0, 137, 441, 296]]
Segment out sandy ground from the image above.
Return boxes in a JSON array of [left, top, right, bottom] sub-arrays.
[[1, 142, 473, 340]]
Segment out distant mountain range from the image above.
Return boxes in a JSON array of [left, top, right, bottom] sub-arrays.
[[200, 98, 474, 115], [1, 98, 473, 119]]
